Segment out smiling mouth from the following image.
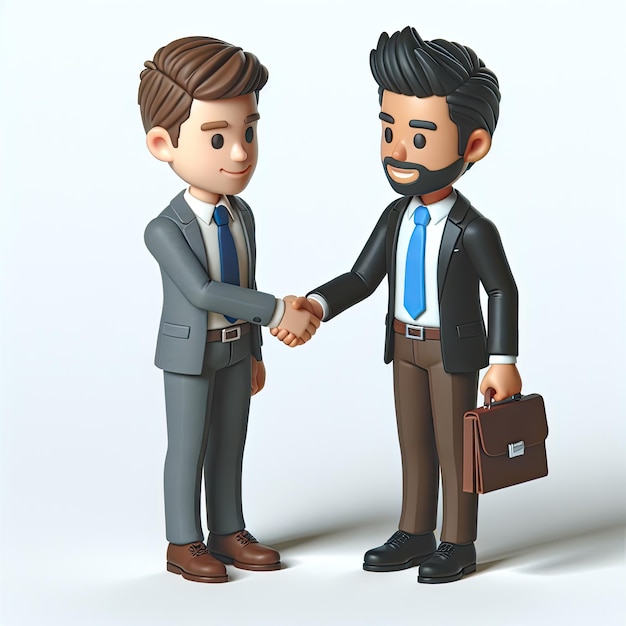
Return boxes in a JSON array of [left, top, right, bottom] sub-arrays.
[[386, 164, 419, 183], [221, 166, 251, 176]]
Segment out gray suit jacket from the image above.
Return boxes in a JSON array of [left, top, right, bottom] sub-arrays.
[[145, 191, 276, 375], [311, 191, 518, 373]]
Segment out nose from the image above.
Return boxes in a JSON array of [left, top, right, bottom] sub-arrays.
[[392, 141, 407, 161], [230, 141, 248, 162]]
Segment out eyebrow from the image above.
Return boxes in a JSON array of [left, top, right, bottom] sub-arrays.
[[379, 112, 394, 124], [409, 120, 437, 130], [200, 113, 260, 131], [201, 121, 228, 131]]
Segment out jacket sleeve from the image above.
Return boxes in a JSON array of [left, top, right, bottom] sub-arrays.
[[145, 216, 277, 326], [308, 205, 391, 320], [463, 216, 518, 357]]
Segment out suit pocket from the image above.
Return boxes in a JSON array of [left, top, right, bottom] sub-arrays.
[[162, 322, 190, 339], [456, 321, 484, 339]]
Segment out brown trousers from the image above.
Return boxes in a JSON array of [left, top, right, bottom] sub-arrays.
[[393, 332, 478, 544]]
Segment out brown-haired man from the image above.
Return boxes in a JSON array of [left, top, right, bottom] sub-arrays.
[[139, 36, 319, 583]]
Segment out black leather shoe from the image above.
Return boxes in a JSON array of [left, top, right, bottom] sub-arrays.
[[363, 530, 436, 572], [418, 542, 476, 583]]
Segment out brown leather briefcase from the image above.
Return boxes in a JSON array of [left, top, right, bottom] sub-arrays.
[[463, 390, 548, 494]]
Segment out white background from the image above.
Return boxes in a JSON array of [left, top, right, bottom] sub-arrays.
[[1, 0, 625, 624]]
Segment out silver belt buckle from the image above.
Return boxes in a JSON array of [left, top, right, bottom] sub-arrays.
[[405, 324, 425, 340], [221, 326, 241, 343]]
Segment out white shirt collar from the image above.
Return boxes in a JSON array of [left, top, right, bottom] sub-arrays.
[[406, 190, 457, 226], [184, 189, 234, 225]]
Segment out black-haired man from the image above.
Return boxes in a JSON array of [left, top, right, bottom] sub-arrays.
[[274, 27, 521, 584]]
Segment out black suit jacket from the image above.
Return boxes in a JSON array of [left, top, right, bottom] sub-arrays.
[[310, 191, 518, 373]]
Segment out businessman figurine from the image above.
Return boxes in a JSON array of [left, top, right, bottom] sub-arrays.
[[139, 36, 319, 583], [274, 27, 521, 583]]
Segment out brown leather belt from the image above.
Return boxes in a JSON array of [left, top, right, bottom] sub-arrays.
[[393, 319, 441, 340], [207, 323, 251, 343]]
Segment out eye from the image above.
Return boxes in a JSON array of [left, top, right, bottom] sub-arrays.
[[211, 134, 224, 149], [413, 133, 426, 149], [245, 127, 254, 143], [384, 127, 393, 143]]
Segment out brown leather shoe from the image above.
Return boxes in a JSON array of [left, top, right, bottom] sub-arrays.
[[207, 530, 281, 571], [166, 542, 228, 583]]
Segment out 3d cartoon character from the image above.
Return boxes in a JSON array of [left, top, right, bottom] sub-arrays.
[[139, 36, 319, 583], [273, 27, 521, 583]]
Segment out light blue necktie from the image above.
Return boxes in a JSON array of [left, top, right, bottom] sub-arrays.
[[213, 205, 239, 324], [404, 205, 431, 319]]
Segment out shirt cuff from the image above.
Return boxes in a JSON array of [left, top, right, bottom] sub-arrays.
[[307, 294, 329, 321], [267, 298, 285, 328], [488, 355, 517, 365]]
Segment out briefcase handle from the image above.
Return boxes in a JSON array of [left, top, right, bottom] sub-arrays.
[[483, 388, 523, 409]]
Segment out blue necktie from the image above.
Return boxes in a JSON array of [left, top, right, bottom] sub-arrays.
[[213, 205, 240, 323], [404, 205, 431, 319]]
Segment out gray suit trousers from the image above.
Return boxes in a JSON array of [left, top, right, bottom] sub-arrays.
[[163, 333, 252, 544]]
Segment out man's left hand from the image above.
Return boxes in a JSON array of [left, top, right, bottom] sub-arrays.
[[251, 358, 266, 395], [480, 363, 522, 402]]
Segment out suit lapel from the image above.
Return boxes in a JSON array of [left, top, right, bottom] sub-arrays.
[[437, 191, 471, 300], [388, 196, 412, 276], [387, 196, 412, 324], [169, 191, 209, 272]]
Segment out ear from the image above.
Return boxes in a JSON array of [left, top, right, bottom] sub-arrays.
[[463, 128, 492, 164], [146, 127, 176, 163]]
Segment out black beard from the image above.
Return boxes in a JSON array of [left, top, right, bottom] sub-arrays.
[[382, 156, 466, 197]]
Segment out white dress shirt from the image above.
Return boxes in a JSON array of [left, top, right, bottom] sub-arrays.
[[394, 192, 455, 326], [184, 190, 284, 329]]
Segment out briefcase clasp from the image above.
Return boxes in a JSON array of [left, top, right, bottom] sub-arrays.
[[508, 441, 525, 458]]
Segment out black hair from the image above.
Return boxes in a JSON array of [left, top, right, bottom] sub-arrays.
[[370, 27, 500, 155]]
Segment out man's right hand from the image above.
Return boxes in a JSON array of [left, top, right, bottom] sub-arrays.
[[270, 296, 323, 347]]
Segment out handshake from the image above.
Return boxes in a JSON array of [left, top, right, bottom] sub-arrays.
[[270, 296, 324, 347]]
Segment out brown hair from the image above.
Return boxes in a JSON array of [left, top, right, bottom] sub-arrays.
[[138, 36, 269, 147]]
